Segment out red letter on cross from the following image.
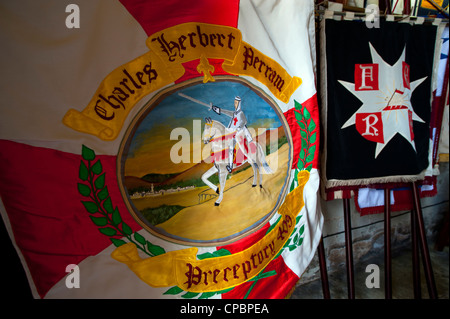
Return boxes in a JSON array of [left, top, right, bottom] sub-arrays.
[[354, 63, 379, 91]]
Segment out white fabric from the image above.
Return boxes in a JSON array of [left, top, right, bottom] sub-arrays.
[[0, 0, 148, 156], [357, 188, 395, 209]]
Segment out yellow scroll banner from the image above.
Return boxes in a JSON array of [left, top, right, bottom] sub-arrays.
[[63, 22, 302, 141], [111, 170, 309, 292]]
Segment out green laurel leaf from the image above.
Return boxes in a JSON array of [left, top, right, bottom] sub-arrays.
[[290, 169, 298, 191], [306, 145, 316, 162], [309, 132, 317, 144], [112, 207, 122, 225], [134, 232, 147, 245], [197, 249, 231, 260], [95, 173, 105, 189], [82, 145, 96, 161], [182, 292, 199, 299], [99, 227, 116, 236], [302, 106, 311, 120], [290, 181, 295, 192], [197, 252, 214, 260], [308, 118, 316, 131], [91, 160, 102, 175], [78, 145, 167, 259], [301, 137, 308, 149], [103, 197, 113, 214], [79, 162, 89, 181], [122, 222, 132, 235], [147, 242, 166, 256], [163, 286, 184, 295], [82, 201, 98, 213], [90, 216, 108, 226], [294, 109, 304, 122], [77, 183, 91, 197], [213, 249, 231, 257], [299, 148, 305, 161], [97, 187, 109, 201], [199, 292, 217, 299], [110, 238, 126, 247], [299, 224, 305, 235]]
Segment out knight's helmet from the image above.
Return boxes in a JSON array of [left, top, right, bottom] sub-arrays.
[[234, 96, 241, 111]]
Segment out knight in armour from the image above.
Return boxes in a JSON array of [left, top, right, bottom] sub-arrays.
[[211, 96, 253, 173]]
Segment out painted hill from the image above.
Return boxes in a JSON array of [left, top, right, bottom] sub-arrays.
[[161, 161, 214, 186], [123, 176, 155, 190]]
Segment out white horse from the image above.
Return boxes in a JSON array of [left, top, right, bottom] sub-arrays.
[[201, 117, 273, 206]]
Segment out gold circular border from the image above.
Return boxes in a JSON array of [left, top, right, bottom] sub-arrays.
[[117, 76, 294, 247]]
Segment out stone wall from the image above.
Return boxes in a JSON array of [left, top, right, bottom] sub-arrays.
[[297, 162, 449, 286]]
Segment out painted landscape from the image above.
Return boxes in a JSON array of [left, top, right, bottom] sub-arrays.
[[121, 80, 291, 243]]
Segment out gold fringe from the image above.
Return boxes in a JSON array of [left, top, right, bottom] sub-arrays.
[[325, 170, 426, 189]]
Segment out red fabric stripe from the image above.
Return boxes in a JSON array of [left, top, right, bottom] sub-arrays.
[[119, 0, 240, 36], [0, 140, 140, 297], [218, 223, 298, 299], [284, 93, 319, 170], [217, 222, 270, 254], [222, 256, 298, 299]]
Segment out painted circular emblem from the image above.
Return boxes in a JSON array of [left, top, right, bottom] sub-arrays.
[[118, 77, 293, 246]]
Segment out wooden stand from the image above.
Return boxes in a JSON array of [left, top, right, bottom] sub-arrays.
[[318, 237, 331, 299], [411, 200, 422, 299], [343, 198, 355, 299], [384, 188, 392, 299], [319, 182, 439, 299], [411, 181, 438, 299]]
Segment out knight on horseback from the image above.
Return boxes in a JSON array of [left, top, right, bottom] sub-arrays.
[[211, 96, 253, 173], [177, 92, 272, 206]]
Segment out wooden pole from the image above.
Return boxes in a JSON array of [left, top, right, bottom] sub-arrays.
[[384, 188, 392, 299], [343, 198, 355, 299], [411, 181, 438, 299], [411, 208, 422, 299], [318, 237, 331, 299]]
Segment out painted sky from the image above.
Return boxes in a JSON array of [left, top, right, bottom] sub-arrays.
[[124, 80, 283, 177]]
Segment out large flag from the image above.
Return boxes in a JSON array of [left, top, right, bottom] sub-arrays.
[[320, 14, 442, 199], [0, 0, 322, 299]]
